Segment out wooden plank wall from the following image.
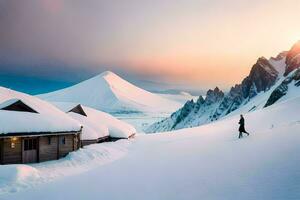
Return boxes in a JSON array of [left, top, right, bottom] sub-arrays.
[[0, 132, 81, 165], [2, 138, 22, 164], [0, 139, 3, 164], [58, 135, 74, 158], [81, 139, 98, 147], [39, 136, 58, 162]]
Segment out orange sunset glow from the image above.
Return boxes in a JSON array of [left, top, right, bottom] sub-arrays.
[[1, 0, 300, 91]]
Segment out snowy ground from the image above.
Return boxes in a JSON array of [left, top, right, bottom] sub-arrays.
[[1, 97, 300, 200], [0, 140, 131, 194]]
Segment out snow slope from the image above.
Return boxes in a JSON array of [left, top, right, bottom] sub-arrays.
[[38, 71, 181, 114], [1, 96, 300, 199]]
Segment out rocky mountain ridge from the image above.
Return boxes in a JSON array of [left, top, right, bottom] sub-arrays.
[[147, 41, 300, 133]]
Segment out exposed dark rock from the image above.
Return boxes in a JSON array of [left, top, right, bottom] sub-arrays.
[[171, 99, 195, 129], [241, 57, 278, 98], [248, 83, 258, 99], [205, 87, 224, 104], [265, 68, 300, 107]]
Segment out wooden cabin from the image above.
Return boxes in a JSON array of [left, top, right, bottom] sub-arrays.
[[0, 87, 83, 164], [0, 131, 81, 164], [53, 102, 136, 143], [52, 102, 110, 146]]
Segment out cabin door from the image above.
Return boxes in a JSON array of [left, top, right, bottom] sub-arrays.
[[22, 138, 38, 163]]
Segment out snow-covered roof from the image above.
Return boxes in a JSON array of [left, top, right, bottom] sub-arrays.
[[0, 98, 38, 113], [52, 102, 136, 139], [0, 98, 21, 109], [51, 102, 80, 113], [0, 87, 81, 135], [52, 102, 108, 140], [52, 102, 87, 117]]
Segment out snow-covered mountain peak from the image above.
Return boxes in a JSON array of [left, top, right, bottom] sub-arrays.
[[286, 40, 300, 61], [269, 54, 286, 77], [99, 70, 115, 77], [284, 41, 300, 76], [271, 51, 287, 61], [205, 87, 224, 104], [38, 71, 181, 114], [252, 57, 278, 77], [82, 71, 121, 84]]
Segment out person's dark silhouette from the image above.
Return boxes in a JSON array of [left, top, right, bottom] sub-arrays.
[[239, 115, 249, 138]]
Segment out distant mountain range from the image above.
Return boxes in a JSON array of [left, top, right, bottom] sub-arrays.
[[38, 71, 181, 114], [146, 41, 300, 133], [130, 79, 205, 96]]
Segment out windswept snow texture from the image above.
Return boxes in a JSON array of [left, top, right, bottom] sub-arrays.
[[0, 87, 81, 134], [1, 96, 300, 200], [38, 71, 181, 114]]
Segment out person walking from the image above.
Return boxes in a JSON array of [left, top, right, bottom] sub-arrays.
[[239, 115, 249, 138]]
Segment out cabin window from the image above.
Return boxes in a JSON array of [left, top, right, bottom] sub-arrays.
[[47, 136, 51, 145], [24, 138, 37, 151], [61, 137, 66, 145], [11, 137, 17, 148]]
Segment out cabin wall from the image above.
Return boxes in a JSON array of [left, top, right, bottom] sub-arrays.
[[1, 138, 22, 164], [0, 139, 2, 164], [81, 139, 98, 147], [81, 136, 109, 147], [73, 134, 80, 150], [0, 132, 81, 165], [58, 135, 74, 158], [39, 136, 58, 162]]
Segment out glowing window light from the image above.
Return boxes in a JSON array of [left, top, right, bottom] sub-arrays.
[[11, 137, 17, 148]]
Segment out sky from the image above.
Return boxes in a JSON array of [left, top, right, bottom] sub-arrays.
[[0, 0, 300, 94]]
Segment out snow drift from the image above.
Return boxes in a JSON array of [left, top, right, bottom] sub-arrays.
[[0, 140, 130, 194]]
